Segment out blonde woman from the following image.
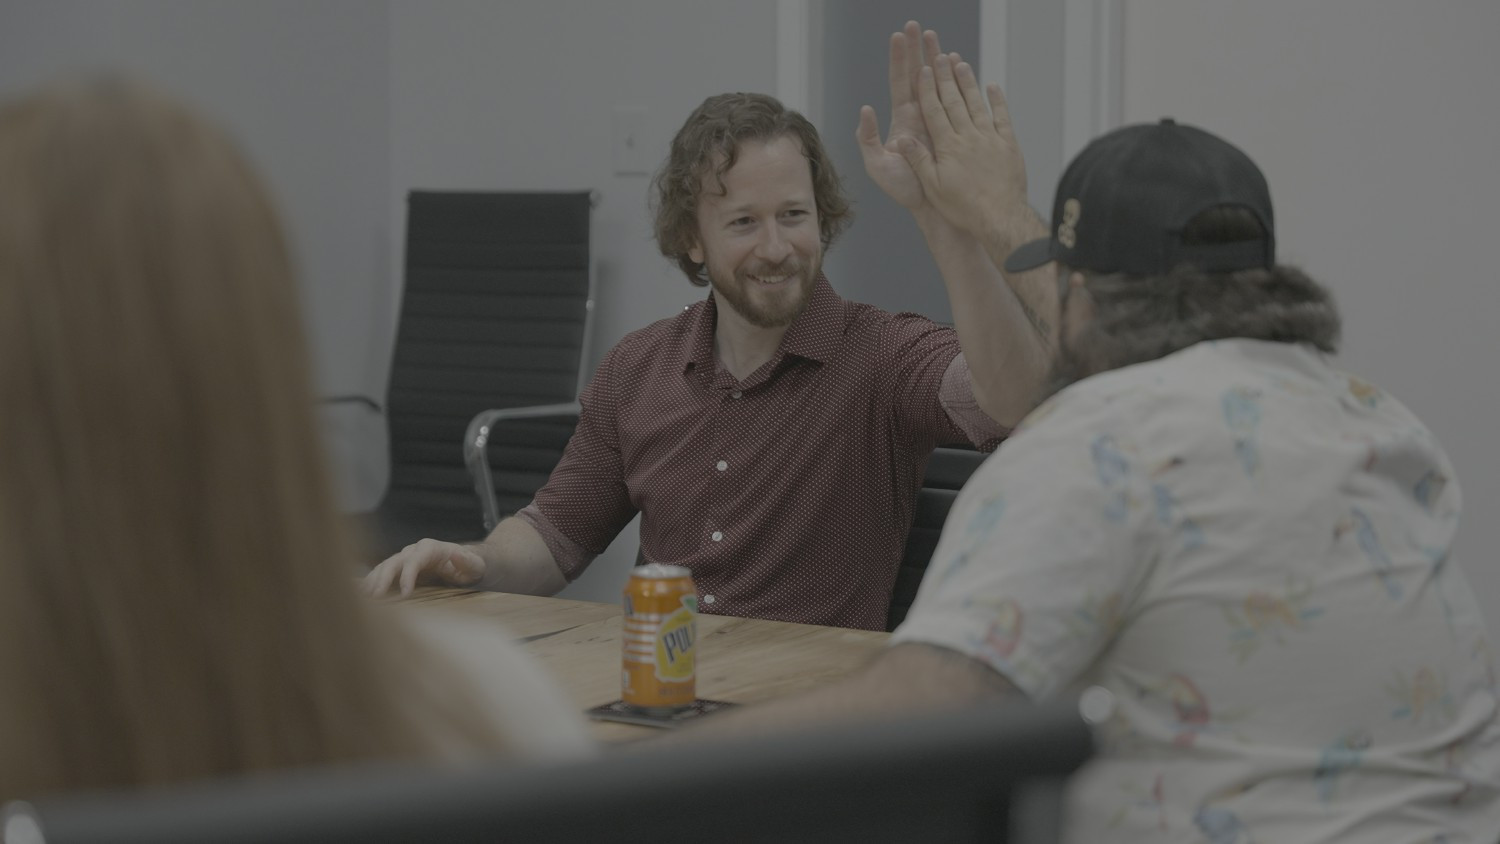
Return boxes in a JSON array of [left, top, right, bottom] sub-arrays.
[[0, 78, 591, 802]]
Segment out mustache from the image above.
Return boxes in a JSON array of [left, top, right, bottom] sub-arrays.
[[742, 258, 804, 277]]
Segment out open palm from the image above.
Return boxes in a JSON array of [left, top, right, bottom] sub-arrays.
[[857, 22, 942, 211]]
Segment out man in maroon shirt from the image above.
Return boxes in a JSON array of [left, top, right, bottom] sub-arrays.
[[365, 23, 1054, 630]]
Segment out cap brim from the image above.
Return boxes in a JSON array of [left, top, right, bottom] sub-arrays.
[[1002, 238, 1055, 273]]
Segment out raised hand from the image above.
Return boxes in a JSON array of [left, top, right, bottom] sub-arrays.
[[897, 53, 1031, 242], [856, 21, 942, 210]]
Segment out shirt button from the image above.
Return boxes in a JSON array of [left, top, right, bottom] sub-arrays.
[[703, 594, 716, 605], [716, 460, 728, 471], [730, 390, 743, 399], [711, 530, 723, 542]]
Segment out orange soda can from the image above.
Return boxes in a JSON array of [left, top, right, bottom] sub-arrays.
[[621, 563, 697, 712]]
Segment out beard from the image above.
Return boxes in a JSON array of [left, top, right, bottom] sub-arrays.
[[1034, 281, 1099, 406], [707, 255, 817, 329], [1036, 328, 1090, 405]]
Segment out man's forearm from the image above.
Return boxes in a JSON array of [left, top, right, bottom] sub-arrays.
[[977, 203, 1056, 345], [914, 208, 1052, 427], [665, 643, 1023, 743], [470, 516, 568, 595]]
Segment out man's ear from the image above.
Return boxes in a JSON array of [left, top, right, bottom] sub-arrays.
[[1054, 266, 1089, 305], [1067, 271, 1095, 322], [687, 241, 704, 265]]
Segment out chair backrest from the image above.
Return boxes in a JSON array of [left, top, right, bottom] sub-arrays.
[[888, 445, 989, 631], [4, 702, 1093, 844], [374, 190, 593, 555]]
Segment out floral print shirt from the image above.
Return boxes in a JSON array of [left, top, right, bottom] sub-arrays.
[[892, 339, 1500, 843]]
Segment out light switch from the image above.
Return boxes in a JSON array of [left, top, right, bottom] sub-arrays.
[[612, 106, 650, 176]]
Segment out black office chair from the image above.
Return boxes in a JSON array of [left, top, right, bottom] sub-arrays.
[[888, 445, 990, 631], [330, 190, 595, 559], [1, 701, 1094, 844]]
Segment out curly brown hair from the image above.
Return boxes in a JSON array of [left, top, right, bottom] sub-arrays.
[[1040, 206, 1342, 402], [652, 92, 852, 285]]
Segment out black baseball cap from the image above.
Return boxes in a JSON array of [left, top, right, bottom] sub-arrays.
[[1004, 118, 1275, 276]]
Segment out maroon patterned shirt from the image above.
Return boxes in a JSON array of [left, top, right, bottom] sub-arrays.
[[517, 276, 1007, 630]]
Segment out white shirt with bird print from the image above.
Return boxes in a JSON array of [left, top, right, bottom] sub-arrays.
[[893, 338, 1500, 843]]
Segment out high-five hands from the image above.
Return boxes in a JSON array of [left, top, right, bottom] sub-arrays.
[[855, 21, 943, 211], [895, 50, 1031, 242]]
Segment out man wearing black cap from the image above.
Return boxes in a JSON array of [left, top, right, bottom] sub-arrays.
[[696, 56, 1500, 841]]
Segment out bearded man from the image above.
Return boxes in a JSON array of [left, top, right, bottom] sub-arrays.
[[684, 50, 1500, 841], [366, 23, 1052, 631]]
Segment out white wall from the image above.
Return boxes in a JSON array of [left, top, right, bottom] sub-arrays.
[[819, 0, 980, 320], [387, 0, 779, 600], [0, 0, 393, 511], [1118, 1, 1500, 621]]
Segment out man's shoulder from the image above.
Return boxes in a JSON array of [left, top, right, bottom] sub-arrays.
[[778, 282, 955, 369], [1021, 338, 1370, 449], [602, 302, 702, 364], [1058, 339, 1292, 406], [836, 298, 958, 353], [580, 304, 702, 403], [1016, 343, 1242, 440], [840, 297, 947, 330]]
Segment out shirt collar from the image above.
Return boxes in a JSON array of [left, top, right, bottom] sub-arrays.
[[779, 274, 844, 364], [681, 274, 844, 374]]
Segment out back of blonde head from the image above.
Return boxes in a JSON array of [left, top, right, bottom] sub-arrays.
[[0, 79, 430, 798]]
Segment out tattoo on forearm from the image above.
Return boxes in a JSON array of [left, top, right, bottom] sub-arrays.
[[1019, 298, 1051, 339]]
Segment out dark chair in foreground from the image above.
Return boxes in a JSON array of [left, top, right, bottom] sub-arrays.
[[2, 702, 1094, 844], [330, 190, 595, 559], [888, 445, 989, 631]]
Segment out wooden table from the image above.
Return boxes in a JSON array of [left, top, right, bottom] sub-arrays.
[[405, 587, 890, 741]]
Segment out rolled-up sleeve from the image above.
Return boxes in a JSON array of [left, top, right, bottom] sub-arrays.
[[883, 316, 1008, 453], [525, 345, 640, 581], [938, 352, 1010, 449]]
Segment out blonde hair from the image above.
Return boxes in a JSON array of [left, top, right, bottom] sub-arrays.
[[0, 79, 500, 799]]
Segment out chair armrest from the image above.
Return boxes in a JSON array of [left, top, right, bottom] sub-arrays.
[[319, 394, 383, 414], [464, 403, 580, 532]]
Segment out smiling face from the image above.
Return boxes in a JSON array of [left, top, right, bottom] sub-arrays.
[[688, 135, 822, 329]]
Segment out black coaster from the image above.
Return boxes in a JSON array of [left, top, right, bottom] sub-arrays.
[[585, 698, 740, 729]]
